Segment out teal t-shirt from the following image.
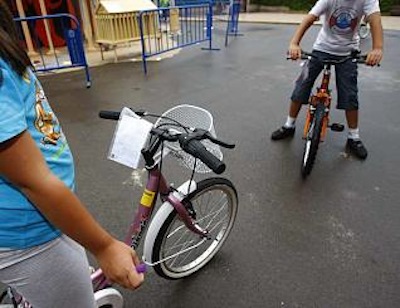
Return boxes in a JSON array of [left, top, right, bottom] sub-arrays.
[[0, 58, 75, 249]]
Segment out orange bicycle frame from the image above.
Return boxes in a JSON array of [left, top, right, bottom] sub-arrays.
[[303, 65, 332, 141]]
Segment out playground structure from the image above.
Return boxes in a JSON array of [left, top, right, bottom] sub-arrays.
[[11, 0, 243, 81]]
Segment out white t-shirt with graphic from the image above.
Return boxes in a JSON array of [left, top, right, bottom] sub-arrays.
[[309, 0, 380, 55]]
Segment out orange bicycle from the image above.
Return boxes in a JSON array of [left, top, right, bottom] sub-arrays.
[[299, 51, 367, 178]]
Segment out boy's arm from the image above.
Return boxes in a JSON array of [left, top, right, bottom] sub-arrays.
[[366, 12, 383, 66], [288, 14, 318, 59]]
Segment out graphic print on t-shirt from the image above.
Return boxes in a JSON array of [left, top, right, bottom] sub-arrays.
[[329, 7, 358, 34], [33, 80, 61, 145]]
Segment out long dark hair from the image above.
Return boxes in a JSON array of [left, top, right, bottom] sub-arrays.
[[0, 1, 31, 76]]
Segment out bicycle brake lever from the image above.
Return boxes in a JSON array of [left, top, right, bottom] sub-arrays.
[[204, 131, 235, 149], [189, 129, 235, 149]]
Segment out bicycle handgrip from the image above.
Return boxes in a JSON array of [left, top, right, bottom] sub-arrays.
[[182, 139, 226, 174], [136, 263, 147, 274], [99, 110, 120, 120]]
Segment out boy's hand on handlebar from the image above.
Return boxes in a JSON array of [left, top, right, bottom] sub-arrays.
[[287, 43, 302, 60], [366, 48, 383, 66], [95, 239, 144, 289]]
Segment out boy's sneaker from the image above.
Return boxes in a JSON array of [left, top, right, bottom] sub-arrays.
[[346, 139, 368, 160], [271, 126, 295, 140]]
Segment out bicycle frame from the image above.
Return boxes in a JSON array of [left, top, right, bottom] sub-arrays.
[[303, 64, 332, 142], [1, 164, 204, 306], [91, 163, 206, 291]]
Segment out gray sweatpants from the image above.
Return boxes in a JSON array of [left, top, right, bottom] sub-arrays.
[[0, 235, 96, 308]]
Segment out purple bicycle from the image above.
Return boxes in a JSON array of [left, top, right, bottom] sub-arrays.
[[1, 105, 238, 308]]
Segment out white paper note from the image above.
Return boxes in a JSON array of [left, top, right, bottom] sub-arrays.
[[108, 108, 153, 169]]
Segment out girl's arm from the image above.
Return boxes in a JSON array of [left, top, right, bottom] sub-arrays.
[[0, 130, 144, 289]]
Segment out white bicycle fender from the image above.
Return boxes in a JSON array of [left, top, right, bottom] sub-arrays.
[[143, 180, 197, 265], [94, 288, 123, 308]]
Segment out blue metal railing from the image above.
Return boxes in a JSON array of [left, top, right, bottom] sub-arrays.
[[225, 0, 241, 46], [139, 4, 218, 74], [13, 14, 91, 88]]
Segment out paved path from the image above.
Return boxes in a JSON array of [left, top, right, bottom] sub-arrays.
[[32, 23, 400, 308]]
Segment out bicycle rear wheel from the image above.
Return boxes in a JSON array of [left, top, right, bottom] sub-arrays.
[[301, 103, 325, 178], [151, 177, 238, 279]]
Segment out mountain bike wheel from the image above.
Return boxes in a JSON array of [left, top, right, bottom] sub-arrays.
[[152, 177, 238, 279], [301, 103, 325, 178]]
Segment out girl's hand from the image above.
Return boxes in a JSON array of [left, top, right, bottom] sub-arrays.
[[366, 48, 383, 66], [288, 43, 302, 60], [95, 239, 145, 289]]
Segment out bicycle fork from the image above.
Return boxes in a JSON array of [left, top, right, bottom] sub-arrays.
[[167, 193, 211, 239], [303, 103, 330, 141], [303, 103, 345, 141]]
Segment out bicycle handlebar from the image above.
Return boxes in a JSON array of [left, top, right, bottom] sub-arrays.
[[98, 109, 235, 174], [286, 50, 369, 65], [99, 110, 120, 120], [99, 109, 146, 120], [179, 136, 226, 174]]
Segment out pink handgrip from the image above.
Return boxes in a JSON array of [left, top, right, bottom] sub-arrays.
[[136, 263, 147, 273]]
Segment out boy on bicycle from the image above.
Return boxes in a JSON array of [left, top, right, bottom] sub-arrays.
[[271, 0, 383, 160]]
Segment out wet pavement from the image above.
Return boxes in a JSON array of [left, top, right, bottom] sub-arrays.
[[8, 22, 400, 307]]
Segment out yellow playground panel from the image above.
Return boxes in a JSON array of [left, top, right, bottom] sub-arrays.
[[95, 0, 159, 58]]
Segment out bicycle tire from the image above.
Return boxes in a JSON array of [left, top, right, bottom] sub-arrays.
[[151, 177, 238, 279], [301, 102, 325, 178]]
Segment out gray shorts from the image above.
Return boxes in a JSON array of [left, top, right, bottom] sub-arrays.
[[0, 235, 96, 308], [291, 50, 359, 110]]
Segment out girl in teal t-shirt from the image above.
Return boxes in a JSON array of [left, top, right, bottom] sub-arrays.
[[0, 2, 143, 306]]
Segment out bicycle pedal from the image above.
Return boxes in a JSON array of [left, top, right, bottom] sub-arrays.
[[329, 123, 345, 132]]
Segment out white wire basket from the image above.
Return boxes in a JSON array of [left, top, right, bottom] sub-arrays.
[[154, 104, 223, 173]]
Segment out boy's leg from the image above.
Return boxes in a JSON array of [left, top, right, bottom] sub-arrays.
[[271, 51, 323, 141], [0, 235, 96, 308], [345, 109, 358, 129], [336, 59, 368, 159], [271, 100, 301, 140], [345, 109, 367, 159]]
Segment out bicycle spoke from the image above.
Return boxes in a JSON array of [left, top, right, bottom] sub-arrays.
[[152, 179, 238, 279], [206, 213, 228, 234]]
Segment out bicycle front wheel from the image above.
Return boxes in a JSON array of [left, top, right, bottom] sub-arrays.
[[301, 103, 325, 178], [151, 177, 238, 279]]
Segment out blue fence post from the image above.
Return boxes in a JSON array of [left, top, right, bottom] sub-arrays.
[[64, 27, 91, 88], [206, 4, 211, 40], [202, 1, 220, 51], [225, 0, 243, 47], [139, 12, 148, 75]]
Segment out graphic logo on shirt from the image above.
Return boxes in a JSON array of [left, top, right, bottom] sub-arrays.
[[22, 71, 31, 84], [329, 8, 358, 34], [34, 81, 61, 145]]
